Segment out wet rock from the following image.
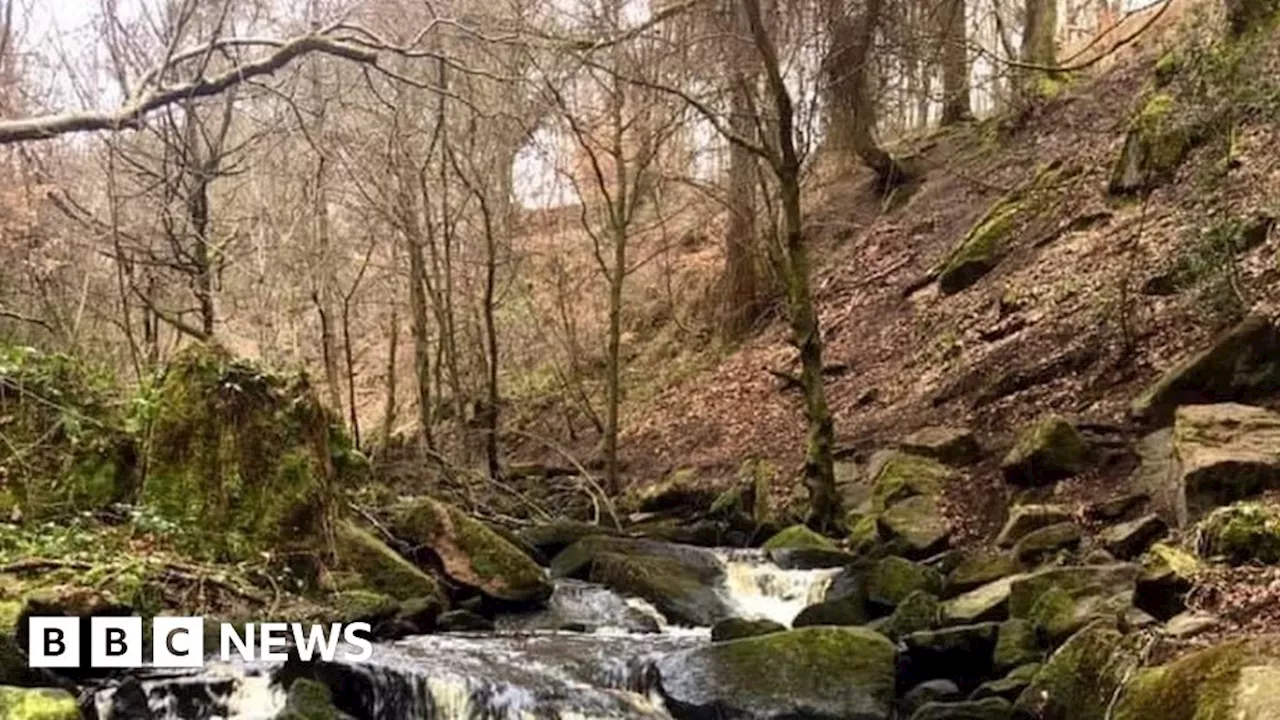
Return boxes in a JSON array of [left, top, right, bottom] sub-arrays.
[[880, 496, 953, 557], [768, 547, 857, 569], [550, 537, 730, 625], [278, 678, 353, 720], [1098, 514, 1167, 559], [947, 552, 1021, 596], [943, 574, 1025, 625], [711, 618, 786, 642], [901, 680, 963, 717], [995, 505, 1073, 547], [909, 697, 1012, 720], [332, 520, 446, 604], [794, 596, 872, 628], [881, 592, 942, 640], [437, 609, 494, 632], [762, 525, 837, 552], [993, 619, 1042, 673], [1012, 620, 1138, 720], [1163, 611, 1218, 639], [0, 686, 80, 720], [970, 663, 1041, 702], [866, 557, 944, 611], [1131, 315, 1280, 425], [391, 497, 553, 604], [900, 427, 982, 466], [1011, 522, 1081, 564], [516, 520, 621, 560], [902, 622, 1001, 691], [655, 626, 897, 720], [326, 591, 401, 625], [1001, 416, 1089, 486], [1112, 636, 1280, 720]]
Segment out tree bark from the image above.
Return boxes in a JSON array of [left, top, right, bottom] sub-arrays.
[[721, 5, 761, 341], [940, 0, 973, 125], [822, 0, 912, 187], [1020, 0, 1060, 91]]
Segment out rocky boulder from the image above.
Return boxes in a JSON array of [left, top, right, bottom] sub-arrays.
[[1011, 522, 1081, 564], [1008, 564, 1141, 619], [1195, 502, 1280, 564], [1098, 514, 1167, 560], [762, 525, 836, 552], [390, 498, 553, 604], [331, 520, 447, 606], [947, 552, 1022, 596], [944, 574, 1026, 625], [711, 618, 786, 642], [1012, 620, 1139, 720], [655, 626, 897, 720], [1112, 636, 1280, 720], [909, 697, 1012, 720], [880, 496, 953, 558], [900, 427, 982, 466], [902, 622, 1001, 691], [1131, 314, 1280, 425], [550, 536, 729, 626], [869, 452, 955, 510], [1001, 416, 1088, 486], [0, 686, 80, 720], [995, 505, 1073, 547], [866, 557, 944, 611]]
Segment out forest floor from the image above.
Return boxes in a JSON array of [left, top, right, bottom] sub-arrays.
[[597, 0, 1280, 541]]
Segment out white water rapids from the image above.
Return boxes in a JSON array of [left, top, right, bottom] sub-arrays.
[[92, 549, 841, 720]]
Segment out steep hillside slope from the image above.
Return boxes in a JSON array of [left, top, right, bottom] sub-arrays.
[[621, 1, 1280, 527]]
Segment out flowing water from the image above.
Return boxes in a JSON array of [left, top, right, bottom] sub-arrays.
[[92, 549, 840, 720]]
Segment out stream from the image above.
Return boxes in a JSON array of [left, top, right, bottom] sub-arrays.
[[91, 549, 840, 720]]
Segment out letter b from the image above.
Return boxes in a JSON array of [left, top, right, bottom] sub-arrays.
[[27, 617, 81, 668], [91, 617, 142, 668]]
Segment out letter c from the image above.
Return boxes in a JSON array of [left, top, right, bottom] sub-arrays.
[[166, 627, 190, 657]]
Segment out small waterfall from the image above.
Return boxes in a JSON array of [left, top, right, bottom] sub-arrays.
[[713, 549, 840, 627], [92, 546, 846, 719]]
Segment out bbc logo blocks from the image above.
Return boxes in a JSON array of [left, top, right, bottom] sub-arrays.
[[28, 616, 205, 669]]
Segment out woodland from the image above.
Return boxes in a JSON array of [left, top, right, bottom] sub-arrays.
[[2, 0, 1280, 717]]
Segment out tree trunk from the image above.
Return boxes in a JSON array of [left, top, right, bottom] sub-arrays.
[[722, 4, 760, 341], [399, 167, 435, 454], [743, 0, 840, 530], [1020, 0, 1060, 91], [602, 66, 628, 497], [822, 0, 912, 187], [381, 304, 399, 447], [940, 0, 973, 125]]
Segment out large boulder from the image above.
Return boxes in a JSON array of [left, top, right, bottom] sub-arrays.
[[947, 552, 1022, 596], [0, 686, 80, 720], [869, 452, 955, 511], [627, 468, 719, 514], [1194, 502, 1280, 565], [866, 557, 944, 611], [1131, 315, 1280, 425], [995, 505, 1073, 548], [902, 623, 1001, 691], [1001, 416, 1088, 486], [1112, 636, 1280, 720], [141, 345, 350, 561], [1008, 564, 1141, 619], [711, 618, 786, 642], [1011, 523, 1081, 564], [390, 498, 552, 604], [1012, 620, 1138, 720], [937, 199, 1023, 295], [1136, 543, 1199, 619], [1149, 404, 1280, 526], [516, 520, 621, 560], [762, 525, 836, 552], [1098, 514, 1167, 560], [880, 496, 953, 557], [550, 536, 729, 626], [900, 427, 982, 466], [944, 574, 1026, 625], [910, 697, 1012, 720], [655, 627, 897, 720], [331, 520, 446, 605]]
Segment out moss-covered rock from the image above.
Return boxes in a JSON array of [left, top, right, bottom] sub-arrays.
[[711, 617, 786, 642], [947, 552, 1021, 596], [880, 496, 953, 557], [1225, 0, 1280, 35], [1098, 514, 1167, 560], [882, 591, 942, 640], [332, 520, 445, 605], [944, 574, 1025, 625], [1012, 620, 1137, 720], [551, 536, 728, 626], [627, 468, 718, 514], [0, 686, 80, 720], [1108, 92, 1199, 195], [900, 427, 982, 466], [515, 520, 620, 560], [277, 678, 349, 720], [908, 697, 1011, 720], [995, 505, 1073, 547], [993, 619, 1042, 673], [141, 345, 345, 562], [1169, 405, 1280, 524], [655, 627, 898, 720], [1012, 522, 1081, 564], [1008, 564, 1140, 619], [938, 201, 1023, 295], [793, 595, 873, 628], [1001, 416, 1088, 486], [390, 498, 552, 603], [848, 513, 884, 555], [870, 452, 954, 511], [1136, 542, 1199, 619], [1112, 636, 1280, 720], [0, 346, 135, 520], [1131, 315, 1280, 425], [971, 663, 1041, 703], [1195, 502, 1280, 564], [866, 557, 944, 610], [762, 525, 836, 552]]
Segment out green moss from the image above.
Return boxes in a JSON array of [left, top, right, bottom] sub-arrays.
[[140, 345, 344, 563], [1001, 415, 1088, 485], [938, 202, 1023, 295], [278, 678, 341, 720], [879, 495, 952, 555], [333, 520, 444, 604], [762, 524, 836, 551], [1013, 620, 1134, 720], [948, 551, 1021, 594], [866, 556, 943, 608], [994, 619, 1042, 672], [587, 552, 711, 624], [1113, 638, 1280, 720], [882, 591, 940, 639], [0, 686, 80, 720], [390, 498, 551, 603], [847, 513, 883, 554], [1195, 502, 1280, 564], [326, 590, 399, 623], [869, 452, 953, 511]]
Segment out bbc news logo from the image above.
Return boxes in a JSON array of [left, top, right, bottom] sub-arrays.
[[28, 617, 373, 668]]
